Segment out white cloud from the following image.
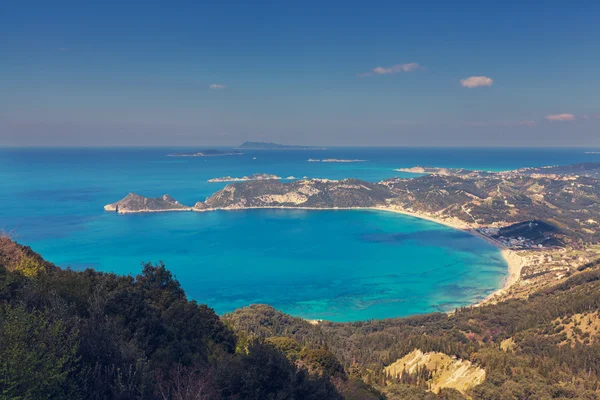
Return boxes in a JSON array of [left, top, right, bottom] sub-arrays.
[[359, 63, 421, 77], [544, 113, 575, 121], [460, 76, 493, 88], [209, 84, 227, 89]]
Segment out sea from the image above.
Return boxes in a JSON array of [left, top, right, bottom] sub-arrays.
[[1, 147, 598, 322]]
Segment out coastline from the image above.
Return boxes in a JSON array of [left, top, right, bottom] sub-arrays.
[[107, 203, 523, 306], [369, 206, 523, 305]]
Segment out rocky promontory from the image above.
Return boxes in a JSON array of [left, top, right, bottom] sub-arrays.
[[104, 193, 192, 213]]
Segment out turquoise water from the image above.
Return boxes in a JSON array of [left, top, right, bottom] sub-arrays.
[[1, 147, 598, 321]]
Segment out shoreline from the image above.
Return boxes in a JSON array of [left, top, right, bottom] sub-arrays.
[[108, 203, 523, 306], [369, 206, 523, 305]]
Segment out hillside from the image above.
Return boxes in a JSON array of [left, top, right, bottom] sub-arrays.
[[225, 264, 600, 398], [3, 235, 600, 398], [0, 237, 343, 400]]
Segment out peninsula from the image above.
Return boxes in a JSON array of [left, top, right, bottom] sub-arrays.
[[105, 162, 600, 302]]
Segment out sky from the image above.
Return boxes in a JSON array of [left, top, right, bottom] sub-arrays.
[[1, 0, 599, 147]]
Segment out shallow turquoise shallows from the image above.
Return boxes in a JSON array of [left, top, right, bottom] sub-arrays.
[[1, 147, 597, 321]]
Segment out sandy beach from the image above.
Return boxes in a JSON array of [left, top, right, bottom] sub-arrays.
[[371, 206, 524, 304]]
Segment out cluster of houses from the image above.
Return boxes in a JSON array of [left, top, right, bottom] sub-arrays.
[[477, 227, 545, 250]]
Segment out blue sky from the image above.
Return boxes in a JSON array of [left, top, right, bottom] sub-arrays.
[[1, 0, 599, 146]]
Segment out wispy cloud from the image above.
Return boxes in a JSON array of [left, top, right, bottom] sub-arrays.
[[460, 76, 493, 88], [358, 62, 421, 77], [545, 113, 575, 121], [209, 84, 227, 89]]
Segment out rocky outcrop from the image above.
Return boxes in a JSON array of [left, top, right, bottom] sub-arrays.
[[384, 349, 485, 394], [104, 193, 192, 213]]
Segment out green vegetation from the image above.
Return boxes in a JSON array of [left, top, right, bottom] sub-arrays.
[[226, 269, 600, 398], [3, 235, 600, 398], [0, 239, 341, 399]]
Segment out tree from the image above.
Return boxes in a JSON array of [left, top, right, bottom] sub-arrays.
[[0, 305, 80, 399]]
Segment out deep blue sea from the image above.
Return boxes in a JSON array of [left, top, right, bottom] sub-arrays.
[[1, 147, 598, 321]]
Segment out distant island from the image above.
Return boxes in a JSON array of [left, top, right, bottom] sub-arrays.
[[167, 149, 243, 157], [208, 173, 296, 183], [308, 159, 367, 163], [235, 141, 327, 150]]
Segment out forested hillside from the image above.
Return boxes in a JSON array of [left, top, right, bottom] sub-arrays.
[[2, 235, 600, 399], [0, 236, 342, 399], [226, 270, 600, 398]]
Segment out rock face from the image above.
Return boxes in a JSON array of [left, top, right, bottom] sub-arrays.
[[104, 193, 191, 213], [194, 179, 394, 210], [384, 349, 486, 394]]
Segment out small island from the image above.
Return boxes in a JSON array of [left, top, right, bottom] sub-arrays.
[[104, 193, 192, 213], [208, 173, 293, 183], [235, 141, 327, 150], [308, 159, 366, 163], [167, 149, 243, 157]]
